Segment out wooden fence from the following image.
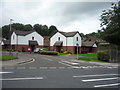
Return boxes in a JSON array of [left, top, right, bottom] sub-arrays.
[[109, 50, 120, 63]]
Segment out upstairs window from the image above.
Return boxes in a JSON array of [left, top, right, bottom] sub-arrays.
[[58, 37, 60, 41], [76, 37, 78, 41], [32, 37, 34, 40]]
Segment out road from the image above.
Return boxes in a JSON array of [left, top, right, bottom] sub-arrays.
[[1, 53, 120, 89]]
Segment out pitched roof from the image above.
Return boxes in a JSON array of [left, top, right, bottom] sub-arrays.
[[13, 30, 35, 36], [2, 40, 10, 45], [54, 41, 63, 46], [58, 31, 79, 37], [29, 40, 38, 45], [82, 41, 96, 47]]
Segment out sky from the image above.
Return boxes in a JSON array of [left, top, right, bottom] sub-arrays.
[[0, 0, 115, 34]]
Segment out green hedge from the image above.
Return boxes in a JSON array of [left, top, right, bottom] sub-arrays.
[[40, 50, 59, 55], [97, 50, 110, 62]]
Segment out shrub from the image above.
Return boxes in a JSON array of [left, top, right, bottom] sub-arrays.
[[97, 50, 110, 62], [63, 51, 72, 54], [40, 50, 58, 55]]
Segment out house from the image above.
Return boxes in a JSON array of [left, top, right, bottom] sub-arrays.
[[11, 30, 44, 52], [81, 41, 97, 53], [50, 31, 82, 54], [1, 39, 11, 50]]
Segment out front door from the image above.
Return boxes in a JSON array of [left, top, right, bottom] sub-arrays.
[[56, 46, 61, 53], [30, 45, 35, 52], [74, 46, 80, 54]]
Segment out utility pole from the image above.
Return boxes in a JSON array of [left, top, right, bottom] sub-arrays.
[[76, 43, 79, 60], [9, 19, 13, 55]]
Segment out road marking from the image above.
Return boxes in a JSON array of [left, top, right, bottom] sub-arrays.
[[39, 67, 47, 69], [94, 83, 120, 88], [73, 74, 119, 78], [59, 62, 78, 68], [49, 67, 57, 69], [82, 77, 119, 82], [29, 67, 37, 69], [61, 61, 79, 65], [43, 58, 53, 61], [4, 67, 15, 69], [0, 72, 13, 74], [0, 77, 44, 81], [17, 67, 26, 69], [59, 67, 65, 69], [18, 58, 35, 65]]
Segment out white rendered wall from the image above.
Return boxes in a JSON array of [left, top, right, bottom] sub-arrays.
[[11, 32, 43, 45], [50, 32, 66, 46], [67, 37, 74, 46], [11, 32, 17, 45], [73, 33, 82, 46]]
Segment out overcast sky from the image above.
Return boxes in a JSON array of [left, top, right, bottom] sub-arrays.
[[1, 0, 113, 34]]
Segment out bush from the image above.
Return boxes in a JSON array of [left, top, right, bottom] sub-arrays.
[[40, 50, 58, 55], [97, 50, 110, 62], [63, 51, 72, 54]]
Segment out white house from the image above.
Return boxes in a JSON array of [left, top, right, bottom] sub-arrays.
[[50, 31, 82, 54], [11, 30, 44, 52]]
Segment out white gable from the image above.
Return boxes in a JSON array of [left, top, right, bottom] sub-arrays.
[[50, 32, 66, 46], [93, 43, 97, 47], [11, 31, 44, 45]]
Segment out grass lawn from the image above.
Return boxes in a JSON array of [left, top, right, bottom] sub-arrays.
[[0, 55, 18, 61], [57, 53, 67, 56], [78, 53, 107, 62]]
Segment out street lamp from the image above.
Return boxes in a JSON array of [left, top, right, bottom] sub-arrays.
[[9, 19, 14, 55]]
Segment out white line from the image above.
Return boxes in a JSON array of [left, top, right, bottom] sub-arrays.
[[73, 74, 118, 78], [59, 62, 79, 68], [82, 77, 119, 82], [94, 83, 120, 88], [0, 72, 13, 74], [0, 77, 44, 81]]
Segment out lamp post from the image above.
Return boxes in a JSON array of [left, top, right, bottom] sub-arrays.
[[9, 19, 14, 55]]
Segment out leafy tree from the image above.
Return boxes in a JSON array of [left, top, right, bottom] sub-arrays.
[[12, 23, 24, 30], [24, 24, 33, 31], [48, 25, 58, 36], [100, 1, 120, 45]]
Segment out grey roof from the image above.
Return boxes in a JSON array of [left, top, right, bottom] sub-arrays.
[[44, 42, 50, 46], [2, 40, 10, 45], [29, 40, 38, 45], [58, 31, 79, 37], [14, 30, 35, 36], [54, 41, 63, 46], [82, 41, 96, 47]]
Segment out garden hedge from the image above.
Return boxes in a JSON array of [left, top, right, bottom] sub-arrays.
[[40, 50, 58, 55], [97, 50, 110, 62]]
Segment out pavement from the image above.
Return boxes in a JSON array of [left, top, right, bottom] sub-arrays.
[[0, 52, 34, 68]]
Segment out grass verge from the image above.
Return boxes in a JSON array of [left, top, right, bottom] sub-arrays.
[[0, 55, 18, 61], [78, 53, 107, 62], [57, 53, 67, 56]]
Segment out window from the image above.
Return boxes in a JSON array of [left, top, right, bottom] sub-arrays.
[[58, 37, 60, 41], [13, 35, 14, 40], [32, 37, 34, 40], [76, 37, 78, 41]]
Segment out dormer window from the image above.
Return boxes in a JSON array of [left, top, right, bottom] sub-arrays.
[[32, 37, 34, 40], [76, 37, 78, 41], [58, 37, 60, 41]]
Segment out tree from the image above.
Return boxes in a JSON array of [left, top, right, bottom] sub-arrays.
[[48, 25, 58, 36], [100, 1, 120, 45], [12, 23, 24, 30], [24, 24, 33, 31]]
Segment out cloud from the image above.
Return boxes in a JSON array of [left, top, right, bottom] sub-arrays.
[[1, 1, 112, 34]]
